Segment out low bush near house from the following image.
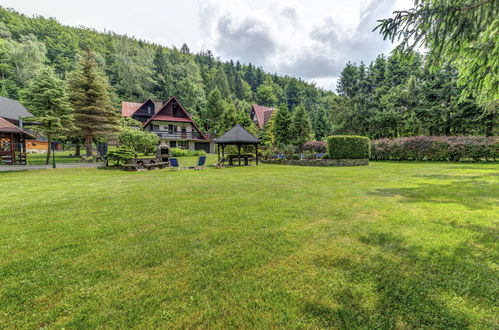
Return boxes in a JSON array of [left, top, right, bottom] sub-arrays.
[[371, 136, 498, 161], [106, 146, 136, 166], [326, 135, 371, 159], [302, 141, 327, 153], [170, 148, 206, 157]]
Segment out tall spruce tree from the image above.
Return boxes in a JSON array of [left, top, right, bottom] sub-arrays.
[[291, 104, 313, 146], [272, 103, 293, 146], [205, 89, 225, 133], [20, 66, 73, 164], [68, 49, 119, 157]]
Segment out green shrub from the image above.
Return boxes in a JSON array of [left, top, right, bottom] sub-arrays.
[[170, 148, 206, 157], [106, 146, 136, 166], [326, 135, 370, 159]]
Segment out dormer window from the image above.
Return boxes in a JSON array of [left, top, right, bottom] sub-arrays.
[[147, 106, 152, 115]]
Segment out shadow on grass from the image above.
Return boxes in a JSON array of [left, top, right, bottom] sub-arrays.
[[305, 231, 497, 328], [370, 172, 498, 209]]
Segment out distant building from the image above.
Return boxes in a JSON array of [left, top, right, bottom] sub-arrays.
[[121, 96, 213, 153], [250, 104, 275, 129]]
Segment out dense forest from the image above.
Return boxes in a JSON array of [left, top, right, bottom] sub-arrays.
[[0, 5, 496, 142]]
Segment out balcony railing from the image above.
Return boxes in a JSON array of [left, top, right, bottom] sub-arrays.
[[151, 131, 203, 140]]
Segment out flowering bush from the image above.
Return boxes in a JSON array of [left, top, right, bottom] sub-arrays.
[[371, 136, 498, 161], [302, 141, 327, 153]]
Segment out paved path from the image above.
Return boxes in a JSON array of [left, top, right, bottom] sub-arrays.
[[0, 163, 105, 172]]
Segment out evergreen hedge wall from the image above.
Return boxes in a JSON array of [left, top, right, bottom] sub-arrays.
[[326, 136, 371, 159], [371, 136, 498, 161]]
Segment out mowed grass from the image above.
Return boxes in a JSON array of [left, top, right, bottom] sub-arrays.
[[0, 160, 497, 328]]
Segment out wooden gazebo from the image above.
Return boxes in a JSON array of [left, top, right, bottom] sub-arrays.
[[0, 117, 34, 165], [214, 125, 260, 165]]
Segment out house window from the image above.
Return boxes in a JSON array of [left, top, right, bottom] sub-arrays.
[[168, 124, 176, 133], [177, 141, 188, 149], [181, 126, 187, 133], [170, 141, 177, 148], [153, 125, 159, 131]]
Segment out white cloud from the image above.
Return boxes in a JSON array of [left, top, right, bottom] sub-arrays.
[[198, 0, 411, 90]]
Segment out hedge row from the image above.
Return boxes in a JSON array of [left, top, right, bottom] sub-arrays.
[[302, 141, 327, 153], [326, 135, 371, 159], [170, 148, 206, 157], [371, 136, 498, 161]]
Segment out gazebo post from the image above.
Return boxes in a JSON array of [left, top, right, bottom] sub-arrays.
[[237, 143, 241, 166], [222, 144, 225, 159], [217, 144, 220, 162]]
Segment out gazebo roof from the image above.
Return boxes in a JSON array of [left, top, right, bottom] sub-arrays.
[[214, 124, 260, 144]]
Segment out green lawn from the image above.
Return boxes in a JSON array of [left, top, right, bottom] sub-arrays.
[[27, 151, 81, 165], [0, 161, 497, 328]]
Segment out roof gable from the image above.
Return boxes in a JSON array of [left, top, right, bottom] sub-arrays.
[[251, 104, 274, 129], [143, 96, 207, 140], [121, 99, 163, 117]]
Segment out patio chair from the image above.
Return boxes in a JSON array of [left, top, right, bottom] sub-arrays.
[[169, 157, 182, 170], [195, 156, 206, 170]]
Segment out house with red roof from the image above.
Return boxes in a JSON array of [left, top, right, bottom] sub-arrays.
[[250, 104, 275, 129], [121, 96, 213, 153]]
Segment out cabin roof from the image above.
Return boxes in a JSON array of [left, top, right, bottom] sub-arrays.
[[121, 99, 163, 117], [214, 124, 260, 144], [252, 104, 274, 129], [0, 96, 34, 121], [149, 115, 193, 123], [0, 117, 35, 137]]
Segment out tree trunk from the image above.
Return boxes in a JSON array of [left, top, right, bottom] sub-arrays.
[[85, 136, 93, 158], [75, 144, 81, 157], [45, 134, 51, 165]]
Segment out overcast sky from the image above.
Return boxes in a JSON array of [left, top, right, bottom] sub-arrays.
[[0, 0, 412, 90]]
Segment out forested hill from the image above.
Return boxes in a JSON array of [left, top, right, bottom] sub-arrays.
[[0, 6, 335, 132], [0, 6, 494, 139]]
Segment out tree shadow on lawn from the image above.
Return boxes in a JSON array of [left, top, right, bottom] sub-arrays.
[[303, 231, 497, 328], [370, 173, 497, 210]]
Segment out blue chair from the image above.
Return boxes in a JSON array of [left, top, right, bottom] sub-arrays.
[[169, 157, 182, 170], [195, 156, 206, 170]]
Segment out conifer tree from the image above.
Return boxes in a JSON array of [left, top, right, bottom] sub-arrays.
[[205, 89, 225, 133], [291, 104, 312, 146], [68, 49, 119, 158], [20, 66, 73, 164], [272, 103, 293, 146]]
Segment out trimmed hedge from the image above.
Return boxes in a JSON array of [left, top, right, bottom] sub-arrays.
[[371, 136, 498, 161], [326, 135, 371, 159], [170, 148, 206, 157]]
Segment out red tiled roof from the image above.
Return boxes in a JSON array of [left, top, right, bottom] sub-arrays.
[[121, 101, 142, 117], [121, 100, 163, 117], [252, 104, 275, 129], [148, 115, 193, 123], [0, 117, 35, 137]]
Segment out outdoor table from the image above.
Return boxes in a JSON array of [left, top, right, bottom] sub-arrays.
[[227, 154, 253, 166]]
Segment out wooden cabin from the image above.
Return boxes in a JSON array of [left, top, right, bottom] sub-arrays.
[[121, 97, 213, 153], [0, 117, 34, 165]]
